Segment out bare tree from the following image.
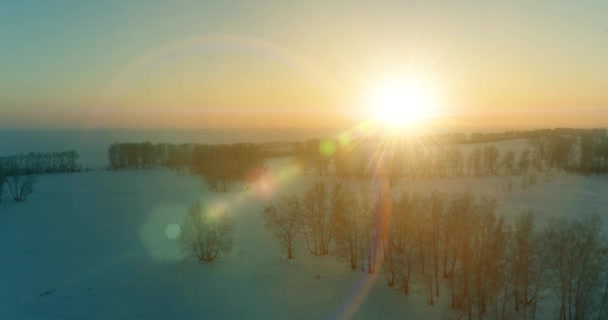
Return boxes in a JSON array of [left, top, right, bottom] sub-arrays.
[[446, 191, 475, 315], [355, 183, 378, 274], [446, 146, 464, 177], [468, 147, 483, 177], [543, 214, 607, 320], [489, 218, 513, 320], [429, 190, 446, 298], [501, 149, 516, 175], [470, 197, 500, 318], [511, 210, 549, 318], [332, 184, 360, 269], [7, 174, 37, 202], [483, 146, 500, 175], [301, 182, 334, 256], [412, 193, 429, 277], [389, 190, 417, 294], [179, 200, 236, 262], [0, 165, 5, 203], [263, 194, 302, 259], [518, 149, 531, 175]]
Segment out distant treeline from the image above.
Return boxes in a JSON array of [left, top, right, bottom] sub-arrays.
[[428, 127, 608, 145], [107, 142, 265, 192], [0, 151, 80, 202], [328, 128, 608, 181], [107, 128, 608, 190], [106, 140, 318, 170], [527, 128, 608, 174], [0, 150, 81, 175]]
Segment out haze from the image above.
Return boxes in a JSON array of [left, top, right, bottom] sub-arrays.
[[1, 0, 607, 129]]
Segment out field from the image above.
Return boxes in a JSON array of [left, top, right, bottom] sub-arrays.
[[1, 139, 607, 319]]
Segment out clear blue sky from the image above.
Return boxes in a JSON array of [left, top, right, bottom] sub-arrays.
[[1, 0, 607, 127]]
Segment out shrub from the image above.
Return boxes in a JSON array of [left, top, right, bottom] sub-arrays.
[[179, 200, 236, 262], [7, 174, 37, 202]]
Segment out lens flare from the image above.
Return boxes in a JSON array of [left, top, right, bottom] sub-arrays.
[[319, 139, 336, 156], [165, 223, 181, 239]]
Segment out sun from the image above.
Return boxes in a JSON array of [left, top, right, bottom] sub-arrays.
[[368, 79, 439, 128]]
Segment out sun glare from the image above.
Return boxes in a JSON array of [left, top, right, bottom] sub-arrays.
[[368, 79, 439, 128]]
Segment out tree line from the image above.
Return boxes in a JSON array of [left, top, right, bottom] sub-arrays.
[[430, 128, 607, 146], [0, 150, 81, 203], [107, 142, 264, 192], [0, 150, 81, 175], [305, 129, 608, 182], [527, 129, 608, 174], [107, 128, 608, 192], [328, 142, 535, 183], [263, 182, 608, 320]]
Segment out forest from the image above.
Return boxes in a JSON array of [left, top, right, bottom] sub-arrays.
[[260, 183, 608, 320]]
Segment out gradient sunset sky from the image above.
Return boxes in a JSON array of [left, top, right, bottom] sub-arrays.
[[1, 0, 607, 128]]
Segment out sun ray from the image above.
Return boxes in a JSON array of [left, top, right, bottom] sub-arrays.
[[365, 75, 442, 133]]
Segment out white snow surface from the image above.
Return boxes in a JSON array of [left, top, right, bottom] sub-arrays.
[[1, 144, 608, 319]]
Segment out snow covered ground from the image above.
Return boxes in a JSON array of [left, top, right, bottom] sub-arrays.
[[1, 139, 607, 319], [0, 167, 448, 319]]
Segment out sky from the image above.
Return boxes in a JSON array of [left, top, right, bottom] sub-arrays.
[[0, 0, 607, 129]]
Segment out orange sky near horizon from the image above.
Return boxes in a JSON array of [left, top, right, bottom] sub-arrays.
[[1, 1, 607, 129]]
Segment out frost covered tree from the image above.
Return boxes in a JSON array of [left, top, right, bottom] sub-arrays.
[[179, 200, 236, 262], [263, 194, 302, 259]]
